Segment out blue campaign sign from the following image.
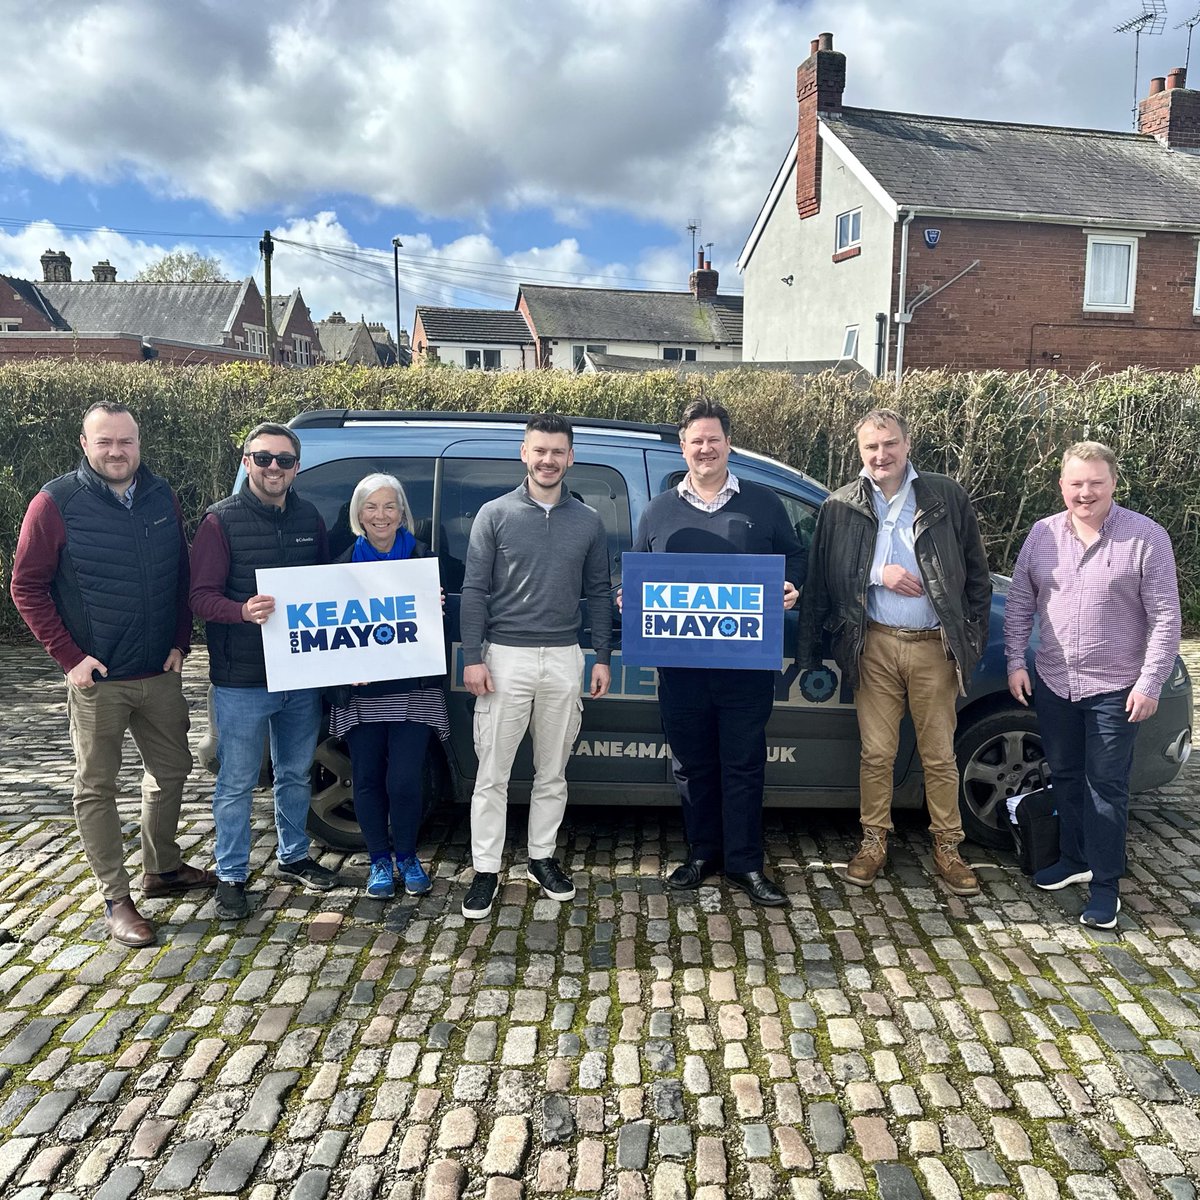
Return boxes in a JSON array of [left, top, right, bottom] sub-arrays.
[[621, 552, 785, 670]]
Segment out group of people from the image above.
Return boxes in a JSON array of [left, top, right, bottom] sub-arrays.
[[9, 400, 1181, 947]]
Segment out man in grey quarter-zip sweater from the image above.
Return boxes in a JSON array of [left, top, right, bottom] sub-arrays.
[[459, 413, 613, 920]]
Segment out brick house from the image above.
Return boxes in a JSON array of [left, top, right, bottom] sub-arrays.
[[738, 33, 1200, 376], [0, 251, 315, 364], [270, 290, 322, 366], [410, 307, 535, 369]]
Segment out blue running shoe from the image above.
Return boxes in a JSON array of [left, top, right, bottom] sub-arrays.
[[366, 857, 395, 899], [400, 855, 432, 896], [1033, 860, 1092, 891], [1080, 890, 1121, 930]]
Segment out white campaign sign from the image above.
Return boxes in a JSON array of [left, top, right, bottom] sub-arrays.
[[256, 558, 445, 692]]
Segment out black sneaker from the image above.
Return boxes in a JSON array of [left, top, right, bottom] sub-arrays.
[[527, 857, 576, 901], [278, 857, 339, 892], [215, 880, 250, 920], [462, 871, 499, 919]]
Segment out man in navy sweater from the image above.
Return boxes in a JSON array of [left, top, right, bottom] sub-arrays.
[[632, 399, 806, 906]]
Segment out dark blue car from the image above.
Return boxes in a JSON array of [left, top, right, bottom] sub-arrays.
[[200, 410, 1193, 851]]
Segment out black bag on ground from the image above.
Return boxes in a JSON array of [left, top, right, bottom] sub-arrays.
[[1011, 785, 1059, 875]]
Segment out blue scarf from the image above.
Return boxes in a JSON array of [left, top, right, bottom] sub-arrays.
[[351, 528, 416, 562]]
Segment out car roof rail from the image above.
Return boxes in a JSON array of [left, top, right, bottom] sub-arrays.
[[290, 409, 681, 443]]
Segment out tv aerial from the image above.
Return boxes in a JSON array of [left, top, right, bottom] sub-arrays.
[[1177, 7, 1200, 74], [1115, 1, 1167, 127]]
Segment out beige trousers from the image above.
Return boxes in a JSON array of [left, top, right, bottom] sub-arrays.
[[855, 624, 963, 836], [66, 671, 193, 899], [470, 643, 584, 872]]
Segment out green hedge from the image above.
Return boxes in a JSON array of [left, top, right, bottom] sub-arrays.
[[2, 359, 1199, 642]]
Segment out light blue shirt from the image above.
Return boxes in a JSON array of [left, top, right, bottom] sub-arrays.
[[864, 464, 939, 629]]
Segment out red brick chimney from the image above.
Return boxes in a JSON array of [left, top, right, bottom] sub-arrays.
[[689, 249, 719, 300], [796, 32, 846, 220], [1138, 66, 1200, 149], [40, 249, 72, 282]]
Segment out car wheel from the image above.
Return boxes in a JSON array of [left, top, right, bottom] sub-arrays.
[[307, 734, 448, 851], [955, 707, 1048, 849]]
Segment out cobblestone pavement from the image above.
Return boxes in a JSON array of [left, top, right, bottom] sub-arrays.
[[2, 645, 1200, 1200]]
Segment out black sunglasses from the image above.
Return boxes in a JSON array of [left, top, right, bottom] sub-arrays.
[[248, 451, 298, 469]]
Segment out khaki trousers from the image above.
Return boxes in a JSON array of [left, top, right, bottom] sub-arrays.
[[66, 671, 193, 899], [855, 624, 962, 835], [470, 643, 584, 872]]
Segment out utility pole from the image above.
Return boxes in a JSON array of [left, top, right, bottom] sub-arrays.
[[392, 237, 403, 361], [260, 230, 276, 363]]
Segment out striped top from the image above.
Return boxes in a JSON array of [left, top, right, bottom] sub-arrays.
[[1004, 504, 1181, 701], [329, 685, 450, 741]]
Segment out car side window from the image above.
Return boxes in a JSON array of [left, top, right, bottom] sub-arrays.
[[441, 459, 632, 591], [296, 458, 435, 560], [663, 471, 818, 551]]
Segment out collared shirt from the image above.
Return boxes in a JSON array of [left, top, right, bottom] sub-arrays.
[[863, 464, 939, 629], [117, 478, 137, 510], [678, 470, 739, 514], [1004, 504, 1181, 701]]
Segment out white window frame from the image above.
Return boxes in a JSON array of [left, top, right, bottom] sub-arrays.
[[245, 325, 266, 355], [1193, 243, 1200, 315], [572, 343, 607, 369], [483, 349, 502, 370], [1083, 232, 1140, 313], [0, 319, 22, 331], [293, 335, 312, 366], [840, 326, 859, 359], [465, 349, 483, 369], [835, 207, 862, 253]]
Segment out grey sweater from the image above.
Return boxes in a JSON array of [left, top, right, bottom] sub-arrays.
[[460, 481, 613, 666]]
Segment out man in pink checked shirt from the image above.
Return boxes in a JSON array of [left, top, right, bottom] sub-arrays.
[[1005, 441, 1180, 930]]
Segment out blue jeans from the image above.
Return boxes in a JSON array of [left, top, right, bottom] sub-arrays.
[[1035, 683, 1140, 890], [212, 686, 322, 882], [345, 720, 431, 861]]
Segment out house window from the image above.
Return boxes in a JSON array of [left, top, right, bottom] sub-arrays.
[[0, 319, 21, 331], [835, 208, 862, 253], [663, 348, 697, 362], [293, 335, 312, 366], [1084, 233, 1139, 312], [1193, 244, 1200, 314], [465, 350, 482, 369], [841, 326, 859, 359], [245, 326, 266, 355], [484, 349, 501, 370], [572, 343, 607, 369]]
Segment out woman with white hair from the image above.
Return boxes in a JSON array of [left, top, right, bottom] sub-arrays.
[[328, 473, 448, 899]]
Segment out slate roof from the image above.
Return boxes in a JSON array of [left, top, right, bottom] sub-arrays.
[[415, 308, 534, 344], [520, 285, 743, 345], [38, 280, 250, 344], [316, 318, 404, 366], [3, 276, 68, 328], [823, 106, 1200, 225]]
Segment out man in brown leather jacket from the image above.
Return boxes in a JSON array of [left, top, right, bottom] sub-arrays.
[[800, 409, 991, 894]]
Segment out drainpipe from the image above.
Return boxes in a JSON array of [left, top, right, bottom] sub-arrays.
[[873, 312, 887, 377], [894, 209, 915, 384]]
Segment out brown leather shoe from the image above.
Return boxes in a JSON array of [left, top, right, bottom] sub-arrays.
[[845, 826, 888, 886], [142, 863, 218, 898], [106, 896, 156, 947], [932, 832, 980, 896]]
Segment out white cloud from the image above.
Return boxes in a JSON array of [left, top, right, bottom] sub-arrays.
[[2, 0, 1190, 295]]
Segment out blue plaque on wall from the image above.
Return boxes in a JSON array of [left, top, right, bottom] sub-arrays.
[[621, 552, 785, 670]]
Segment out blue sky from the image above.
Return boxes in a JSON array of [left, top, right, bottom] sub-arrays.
[[1, 0, 1193, 337]]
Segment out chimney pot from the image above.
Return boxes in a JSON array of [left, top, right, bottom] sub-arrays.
[[697, 249, 705, 269], [91, 260, 117, 283], [704, 258, 712, 271], [817, 32, 833, 51], [1167, 67, 1187, 89], [810, 38, 819, 54], [1150, 76, 1166, 95]]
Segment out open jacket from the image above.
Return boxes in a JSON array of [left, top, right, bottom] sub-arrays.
[[798, 471, 992, 695]]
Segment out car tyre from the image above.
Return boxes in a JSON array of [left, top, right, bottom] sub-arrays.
[[955, 707, 1048, 850]]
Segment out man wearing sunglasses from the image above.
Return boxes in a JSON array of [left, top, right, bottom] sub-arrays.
[[191, 422, 339, 918]]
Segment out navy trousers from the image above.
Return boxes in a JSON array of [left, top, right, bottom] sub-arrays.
[[657, 667, 776, 873], [1035, 683, 1140, 890], [345, 721, 432, 862]]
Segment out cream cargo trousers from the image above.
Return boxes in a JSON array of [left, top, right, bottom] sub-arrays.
[[470, 643, 585, 872]]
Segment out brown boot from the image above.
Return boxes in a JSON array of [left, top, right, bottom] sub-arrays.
[[932, 832, 980, 896], [143, 863, 218, 898], [105, 896, 156, 947], [845, 826, 888, 886]]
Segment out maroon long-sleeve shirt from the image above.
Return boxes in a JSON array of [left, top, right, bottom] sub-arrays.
[[11, 489, 192, 674]]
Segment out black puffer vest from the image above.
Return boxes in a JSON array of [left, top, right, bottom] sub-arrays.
[[205, 480, 323, 687], [42, 461, 182, 680]]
